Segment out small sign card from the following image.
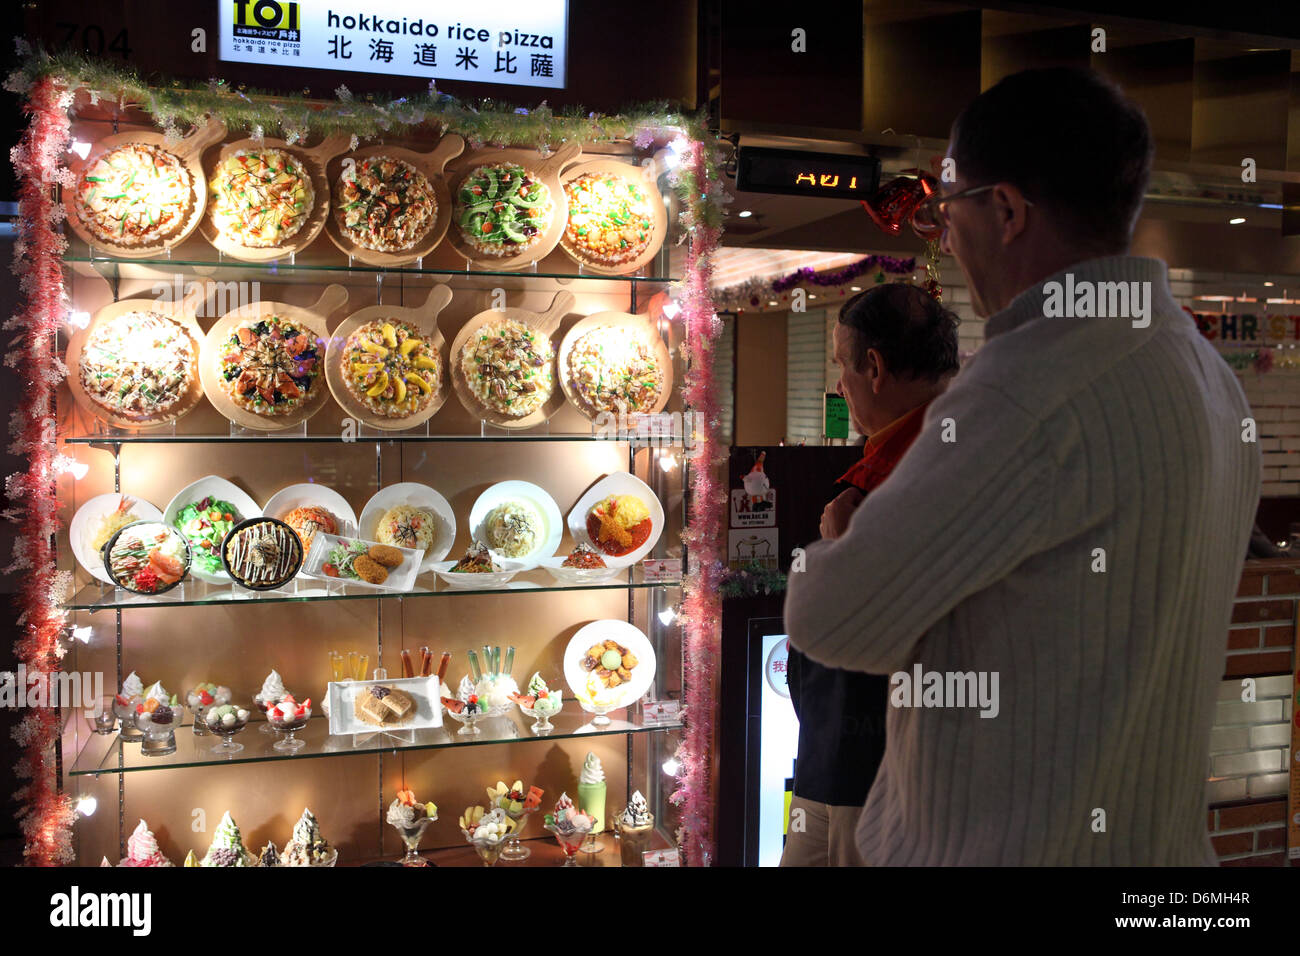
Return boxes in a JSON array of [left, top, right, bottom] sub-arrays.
[[643, 848, 681, 867], [641, 699, 681, 725], [642, 558, 681, 582]]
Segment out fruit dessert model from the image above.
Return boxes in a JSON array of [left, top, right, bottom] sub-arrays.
[[187, 681, 231, 737], [134, 681, 181, 751], [78, 312, 198, 424], [74, 143, 194, 247], [459, 806, 515, 866], [561, 543, 607, 569], [459, 318, 555, 417], [585, 493, 653, 558], [206, 703, 250, 733], [449, 542, 498, 573], [173, 496, 241, 577], [488, 780, 545, 861], [113, 671, 146, 737], [335, 155, 437, 252], [617, 790, 656, 867], [388, 789, 438, 867], [267, 694, 312, 751], [217, 315, 322, 418], [208, 148, 314, 248], [257, 842, 281, 867], [106, 522, 189, 594], [454, 162, 552, 258], [565, 325, 665, 417], [283, 505, 338, 553], [354, 684, 415, 727], [223, 518, 303, 589], [577, 752, 607, 834], [543, 793, 595, 864], [118, 819, 174, 867], [323, 536, 406, 586], [560, 170, 655, 269], [254, 669, 291, 725], [200, 811, 253, 867], [344, 321, 440, 419], [283, 808, 335, 866], [470, 645, 520, 711], [510, 672, 564, 732]]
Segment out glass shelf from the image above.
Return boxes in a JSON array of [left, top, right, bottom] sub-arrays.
[[63, 431, 638, 445], [64, 572, 682, 612], [382, 829, 671, 867], [68, 709, 682, 777]]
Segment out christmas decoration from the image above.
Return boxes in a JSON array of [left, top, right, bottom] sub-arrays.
[[720, 561, 788, 599], [861, 169, 937, 237], [712, 254, 917, 312]]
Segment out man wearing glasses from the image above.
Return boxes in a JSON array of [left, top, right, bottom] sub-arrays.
[[785, 67, 1260, 865]]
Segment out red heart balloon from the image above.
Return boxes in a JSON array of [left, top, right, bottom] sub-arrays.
[[861, 169, 939, 237]]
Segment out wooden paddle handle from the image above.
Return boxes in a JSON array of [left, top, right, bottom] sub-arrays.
[[420, 284, 454, 318], [543, 142, 582, 176], [430, 134, 465, 172], [537, 290, 575, 333], [170, 117, 228, 161], [305, 134, 353, 164], [311, 283, 350, 320]]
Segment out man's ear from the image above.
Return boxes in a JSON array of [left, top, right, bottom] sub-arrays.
[[990, 182, 1031, 246], [866, 347, 887, 394]]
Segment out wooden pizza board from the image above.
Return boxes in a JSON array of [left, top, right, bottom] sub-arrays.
[[449, 290, 575, 429], [199, 134, 349, 262], [557, 310, 675, 424], [323, 136, 465, 267], [443, 144, 581, 272], [65, 280, 210, 430], [199, 285, 348, 431], [325, 284, 453, 432], [64, 117, 226, 259], [555, 157, 669, 276]]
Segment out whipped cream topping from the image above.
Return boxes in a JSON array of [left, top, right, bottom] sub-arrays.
[[580, 751, 604, 785], [121, 671, 143, 699], [256, 669, 285, 703], [621, 790, 652, 828]]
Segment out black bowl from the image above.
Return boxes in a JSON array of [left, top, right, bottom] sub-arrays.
[[220, 516, 304, 591], [103, 520, 192, 596]]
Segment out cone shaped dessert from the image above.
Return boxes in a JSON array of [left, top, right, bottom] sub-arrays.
[[200, 811, 253, 867], [617, 790, 655, 866], [118, 819, 174, 867]]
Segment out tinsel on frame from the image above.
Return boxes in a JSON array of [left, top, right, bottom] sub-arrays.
[[4, 48, 730, 866]]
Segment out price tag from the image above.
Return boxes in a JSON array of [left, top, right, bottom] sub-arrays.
[[643, 848, 681, 867], [642, 558, 681, 582], [641, 699, 681, 725]]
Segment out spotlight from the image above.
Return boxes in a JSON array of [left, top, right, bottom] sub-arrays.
[[75, 795, 97, 817], [662, 756, 681, 776], [661, 301, 681, 321], [56, 456, 89, 480], [71, 625, 93, 644], [1230, 218, 1245, 225], [69, 141, 91, 160], [658, 452, 677, 473], [68, 311, 90, 330], [658, 605, 678, 626], [738, 210, 752, 218]]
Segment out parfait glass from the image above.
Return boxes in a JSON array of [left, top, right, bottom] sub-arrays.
[[519, 698, 561, 734], [113, 696, 142, 742], [254, 693, 285, 734], [544, 822, 592, 866], [207, 715, 248, 755], [269, 709, 309, 752], [499, 805, 538, 861], [85, 697, 117, 735], [474, 839, 506, 867], [392, 816, 434, 866]]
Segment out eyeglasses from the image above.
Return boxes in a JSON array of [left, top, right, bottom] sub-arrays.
[[911, 184, 1034, 233]]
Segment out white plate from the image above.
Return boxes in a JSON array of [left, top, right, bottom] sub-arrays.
[[563, 619, 656, 714], [466, 480, 563, 571], [299, 533, 422, 592], [262, 483, 359, 539], [358, 482, 456, 572], [326, 675, 443, 736], [565, 472, 665, 570], [162, 476, 262, 584], [429, 558, 529, 589], [536, 555, 622, 585], [69, 494, 163, 584]]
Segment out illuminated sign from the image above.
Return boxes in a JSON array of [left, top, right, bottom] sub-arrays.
[[219, 0, 568, 89], [736, 147, 881, 200]]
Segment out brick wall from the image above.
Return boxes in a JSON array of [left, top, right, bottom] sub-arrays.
[[1209, 558, 1298, 865]]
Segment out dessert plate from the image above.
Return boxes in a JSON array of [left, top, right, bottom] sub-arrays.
[[358, 482, 456, 571], [466, 480, 563, 571], [163, 476, 261, 585], [299, 533, 422, 592], [566, 471, 665, 570], [327, 675, 443, 736], [70, 493, 163, 584], [562, 619, 656, 716]]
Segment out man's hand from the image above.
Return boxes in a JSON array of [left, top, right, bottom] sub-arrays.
[[820, 487, 865, 540]]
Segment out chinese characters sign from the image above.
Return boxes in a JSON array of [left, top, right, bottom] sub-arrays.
[[219, 0, 567, 89]]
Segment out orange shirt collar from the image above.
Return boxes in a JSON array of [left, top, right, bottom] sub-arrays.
[[866, 401, 929, 448]]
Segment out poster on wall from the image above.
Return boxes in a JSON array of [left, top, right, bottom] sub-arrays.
[[731, 450, 776, 527], [219, 0, 568, 88]]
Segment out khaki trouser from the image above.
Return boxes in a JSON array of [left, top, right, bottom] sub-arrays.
[[778, 795, 865, 866]]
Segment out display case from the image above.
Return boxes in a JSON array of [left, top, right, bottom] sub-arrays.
[[56, 98, 691, 867]]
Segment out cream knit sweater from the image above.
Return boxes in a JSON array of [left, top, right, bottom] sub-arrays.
[[785, 256, 1260, 865]]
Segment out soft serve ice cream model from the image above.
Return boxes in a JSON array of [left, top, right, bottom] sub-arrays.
[[577, 751, 607, 834]]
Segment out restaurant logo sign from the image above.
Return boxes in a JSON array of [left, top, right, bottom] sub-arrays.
[[219, 0, 568, 89]]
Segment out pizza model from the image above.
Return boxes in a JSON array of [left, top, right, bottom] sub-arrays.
[[460, 319, 554, 417], [78, 311, 199, 424], [343, 319, 440, 419], [209, 148, 315, 248], [453, 163, 553, 258], [561, 171, 656, 268], [74, 143, 194, 248], [217, 315, 322, 417], [334, 155, 437, 252]]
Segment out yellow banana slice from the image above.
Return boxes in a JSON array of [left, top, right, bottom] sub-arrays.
[[406, 372, 431, 394], [399, 337, 421, 357], [365, 371, 389, 397], [392, 375, 407, 404], [413, 355, 437, 371], [381, 324, 398, 348], [351, 362, 381, 377], [359, 340, 388, 358]]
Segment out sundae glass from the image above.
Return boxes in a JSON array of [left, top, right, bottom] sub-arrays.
[[512, 672, 563, 734], [387, 790, 437, 866], [186, 682, 230, 738], [135, 701, 179, 756], [254, 669, 290, 734], [85, 696, 117, 735], [488, 780, 543, 862], [112, 671, 145, 742], [460, 806, 515, 867], [543, 793, 595, 866], [205, 704, 250, 755], [267, 695, 311, 752]]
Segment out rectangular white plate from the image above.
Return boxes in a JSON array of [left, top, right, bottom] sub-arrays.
[[327, 676, 443, 736], [300, 533, 422, 592]]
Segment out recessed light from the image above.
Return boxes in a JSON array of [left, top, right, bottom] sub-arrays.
[[768, 300, 777, 306], [1230, 217, 1246, 225], [850, 286, 861, 291], [809, 294, 817, 300], [1264, 281, 1274, 287], [737, 210, 752, 218]]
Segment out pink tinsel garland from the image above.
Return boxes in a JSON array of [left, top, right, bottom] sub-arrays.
[[6, 76, 76, 865], [674, 138, 726, 867]]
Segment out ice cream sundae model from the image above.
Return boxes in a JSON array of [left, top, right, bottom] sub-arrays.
[[112, 671, 146, 741], [617, 790, 656, 867], [577, 751, 607, 852], [440, 646, 514, 734], [183, 850, 198, 867], [387, 789, 438, 866], [578, 637, 639, 724], [257, 842, 281, 867], [118, 819, 174, 867], [283, 808, 336, 866], [510, 671, 564, 733], [254, 669, 290, 734], [488, 779, 544, 861], [200, 811, 254, 867], [204, 703, 250, 754], [267, 694, 312, 752], [543, 793, 595, 866], [459, 805, 516, 867], [134, 682, 181, 756], [186, 681, 231, 737]]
